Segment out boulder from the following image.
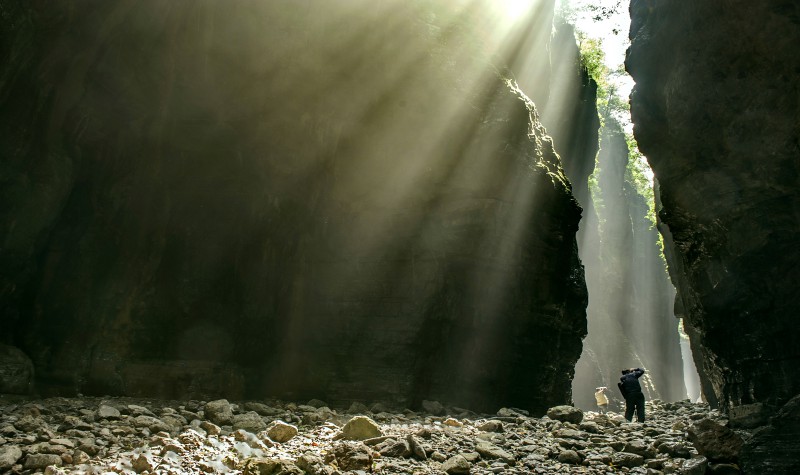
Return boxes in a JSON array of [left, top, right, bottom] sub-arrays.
[[477, 420, 503, 433], [377, 438, 411, 458], [441, 455, 471, 474], [658, 441, 691, 459], [295, 454, 336, 475], [0, 345, 34, 394], [133, 415, 171, 434], [131, 454, 154, 473], [341, 416, 382, 441], [406, 434, 426, 460], [475, 441, 515, 464], [204, 399, 234, 426], [611, 451, 644, 468], [97, 405, 121, 419], [681, 456, 708, 475], [687, 419, 743, 463], [233, 412, 267, 433], [24, 453, 63, 470], [265, 421, 298, 443], [241, 458, 303, 475], [242, 402, 282, 416], [333, 442, 373, 472], [347, 402, 369, 414], [421, 400, 445, 416], [546, 405, 583, 424], [557, 449, 581, 464], [0, 445, 22, 470]]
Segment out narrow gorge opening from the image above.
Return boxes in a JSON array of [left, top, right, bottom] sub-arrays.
[[546, 0, 702, 410]]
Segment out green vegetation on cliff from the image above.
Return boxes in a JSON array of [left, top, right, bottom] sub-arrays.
[[575, 33, 655, 227]]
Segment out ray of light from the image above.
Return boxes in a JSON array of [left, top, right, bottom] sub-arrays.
[[222, 0, 580, 405]]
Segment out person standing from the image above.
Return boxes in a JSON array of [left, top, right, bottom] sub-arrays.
[[620, 367, 646, 422], [594, 387, 609, 413]]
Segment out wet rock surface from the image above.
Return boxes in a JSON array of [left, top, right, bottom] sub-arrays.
[[0, 396, 746, 474]]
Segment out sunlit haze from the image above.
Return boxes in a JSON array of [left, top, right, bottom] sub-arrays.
[[499, 0, 536, 21], [565, 0, 634, 98], [555, 1, 692, 410]]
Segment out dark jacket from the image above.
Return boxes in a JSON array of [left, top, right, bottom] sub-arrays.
[[620, 368, 645, 396]]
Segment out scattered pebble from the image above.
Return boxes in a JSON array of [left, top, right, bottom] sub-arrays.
[[0, 396, 739, 474]]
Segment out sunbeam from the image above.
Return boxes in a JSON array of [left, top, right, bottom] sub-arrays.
[[497, 0, 536, 22], [3, 0, 797, 471], [0, 0, 689, 417]]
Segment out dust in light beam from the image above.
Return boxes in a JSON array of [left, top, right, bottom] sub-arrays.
[[498, 0, 535, 21]]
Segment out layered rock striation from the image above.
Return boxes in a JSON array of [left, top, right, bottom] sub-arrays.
[[629, 0, 800, 470], [0, 1, 586, 412]]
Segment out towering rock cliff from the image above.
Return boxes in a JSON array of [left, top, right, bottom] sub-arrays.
[[541, 20, 600, 212], [0, 0, 587, 412], [629, 0, 800, 470]]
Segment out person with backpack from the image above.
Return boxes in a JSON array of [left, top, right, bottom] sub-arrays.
[[619, 367, 646, 422]]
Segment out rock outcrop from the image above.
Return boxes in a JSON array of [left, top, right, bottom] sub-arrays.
[[628, 0, 800, 470], [0, 345, 34, 395], [739, 393, 800, 474], [541, 20, 600, 211], [0, 1, 586, 412]]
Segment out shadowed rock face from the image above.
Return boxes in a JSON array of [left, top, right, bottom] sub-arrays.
[[0, 1, 586, 412], [629, 0, 800, 469], [542, 21, 600, 212]]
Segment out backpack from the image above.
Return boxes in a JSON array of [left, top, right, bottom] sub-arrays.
[[618, 382, 627, 399]]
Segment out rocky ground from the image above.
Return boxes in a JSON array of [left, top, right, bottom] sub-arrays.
[[0, 396, 746, 474]]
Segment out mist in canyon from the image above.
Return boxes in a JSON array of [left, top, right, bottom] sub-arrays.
[[554, 0, 694, 412]]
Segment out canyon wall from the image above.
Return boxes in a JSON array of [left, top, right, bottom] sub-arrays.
[[629, 0, 800, 470], [0, 0, 587, 413], [542, 20, 600, 212]]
